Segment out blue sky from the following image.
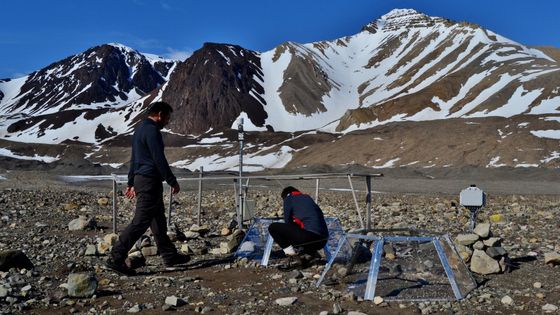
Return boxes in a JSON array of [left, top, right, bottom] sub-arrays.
[[1, 0, 559, 79]]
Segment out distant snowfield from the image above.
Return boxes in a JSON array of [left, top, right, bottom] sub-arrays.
[[0, 148, 59, 162], [172, 145, 294, 172], [530, 129, 560, 139]]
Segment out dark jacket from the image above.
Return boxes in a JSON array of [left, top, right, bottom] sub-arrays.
[[283, 191, 329, 237], [127, 119, 178, 187]]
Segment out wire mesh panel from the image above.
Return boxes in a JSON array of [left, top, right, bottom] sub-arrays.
[[375, 238, 456, 300], [235, 218, 280, 261], [316, 234, 476, 301], [235, 217, 348, 264]]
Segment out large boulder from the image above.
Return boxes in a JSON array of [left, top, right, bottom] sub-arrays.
[[0, 250, 34, 271]]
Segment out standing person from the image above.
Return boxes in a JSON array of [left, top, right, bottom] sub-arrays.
[[106, 101, 189, 275], [268, 186, 329, 269]]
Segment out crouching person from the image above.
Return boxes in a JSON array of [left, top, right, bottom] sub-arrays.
[[268, 186, 329, 270]]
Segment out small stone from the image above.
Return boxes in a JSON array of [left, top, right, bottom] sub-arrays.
[[333, 302, 343, 314], [221, 227, 231, 236], [544, 252, 560, 265], [104, 233, 119, 246], [474, 223, 491, 238], [84, 244, 97, 256], [533, 282, 542, 289], [127, 304, 141, 313], [67, 272, 98, 298], [164, 295, 186, 307], [348, 312, 368, 315], [373, 296, 384, 305], [501, 295, 513, 305], [337, 267, 348, 277], [483, 237, 502, 247], [275, 296, 298, 306], [486, 246, 507, 258], [97, 197, 109, 206], [542, 304, 558, 313], [68, 216, 96, 231], [473, 241, 485, 250], [97, 241, 111, 255], [184, 231, 200, 239], [0, 286, 8, 297], [456, 234, 479, 246]]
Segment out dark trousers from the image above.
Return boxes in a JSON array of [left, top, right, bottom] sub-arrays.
[[110, 175, 177, 263], [268, 222, 328, 254]]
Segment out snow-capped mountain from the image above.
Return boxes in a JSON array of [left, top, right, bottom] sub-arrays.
[[0, 43, 176, 143], [0, 9, 559, 170]]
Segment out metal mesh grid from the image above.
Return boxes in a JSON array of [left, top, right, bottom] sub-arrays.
[[316, 234, 477, 301]]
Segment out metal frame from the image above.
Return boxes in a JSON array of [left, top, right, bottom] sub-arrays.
[[81, 172, 382, 233], [315, 234, 468, 301]]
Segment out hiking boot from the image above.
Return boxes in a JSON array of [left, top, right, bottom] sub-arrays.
[[105, 257, 136, 276], [277, 256, 304, 271], [164, 253, 191, 267]]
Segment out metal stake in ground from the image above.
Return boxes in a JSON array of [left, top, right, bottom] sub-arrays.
[[237, 118, 244, 229]]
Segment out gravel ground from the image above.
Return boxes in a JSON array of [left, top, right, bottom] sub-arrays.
[[0, 170, 559, 314]]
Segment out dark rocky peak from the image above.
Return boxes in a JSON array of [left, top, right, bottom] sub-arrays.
[[6, 43, 169, 115], [162, 42, 267, 135], [362, 8, 452, 33]]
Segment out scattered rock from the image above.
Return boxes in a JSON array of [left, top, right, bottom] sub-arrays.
[[97, 197, 109, 206], [542, 304, 558, 313], [275, 296, 298, 306], [373, 296, 384, 305], [68, 216, 96, 231], [501, 295, 513, 305], [164, 295, 186, 307], [333, 302, 343, 314], [486, 246, 507, 258], [348, 312, 368, 315], [67, 272, 98, 298], [221, 227, 231, 236], [533, 282, 542, 289], [483, 237, 502, 247], [84, 244, 97, 256], [544, 252, 560, 265]]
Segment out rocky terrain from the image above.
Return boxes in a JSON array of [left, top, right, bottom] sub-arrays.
[[0, 173, 559, 314]]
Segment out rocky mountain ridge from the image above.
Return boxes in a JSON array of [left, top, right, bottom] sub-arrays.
[[0, 9, 559, 171]]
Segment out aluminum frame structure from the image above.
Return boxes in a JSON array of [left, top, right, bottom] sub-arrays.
[[86, 172, 382, 233], [315, 233, 477, 302]]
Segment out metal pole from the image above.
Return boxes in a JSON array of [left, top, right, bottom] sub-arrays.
[[315, 178, 320, 204], [112, 175, 117, 234], [366, 175, 372, 230], [167, 185, 173, 227], [237, 119, 244, 229], [197, 166, 203, 226], [348, 175, 365, 229]]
